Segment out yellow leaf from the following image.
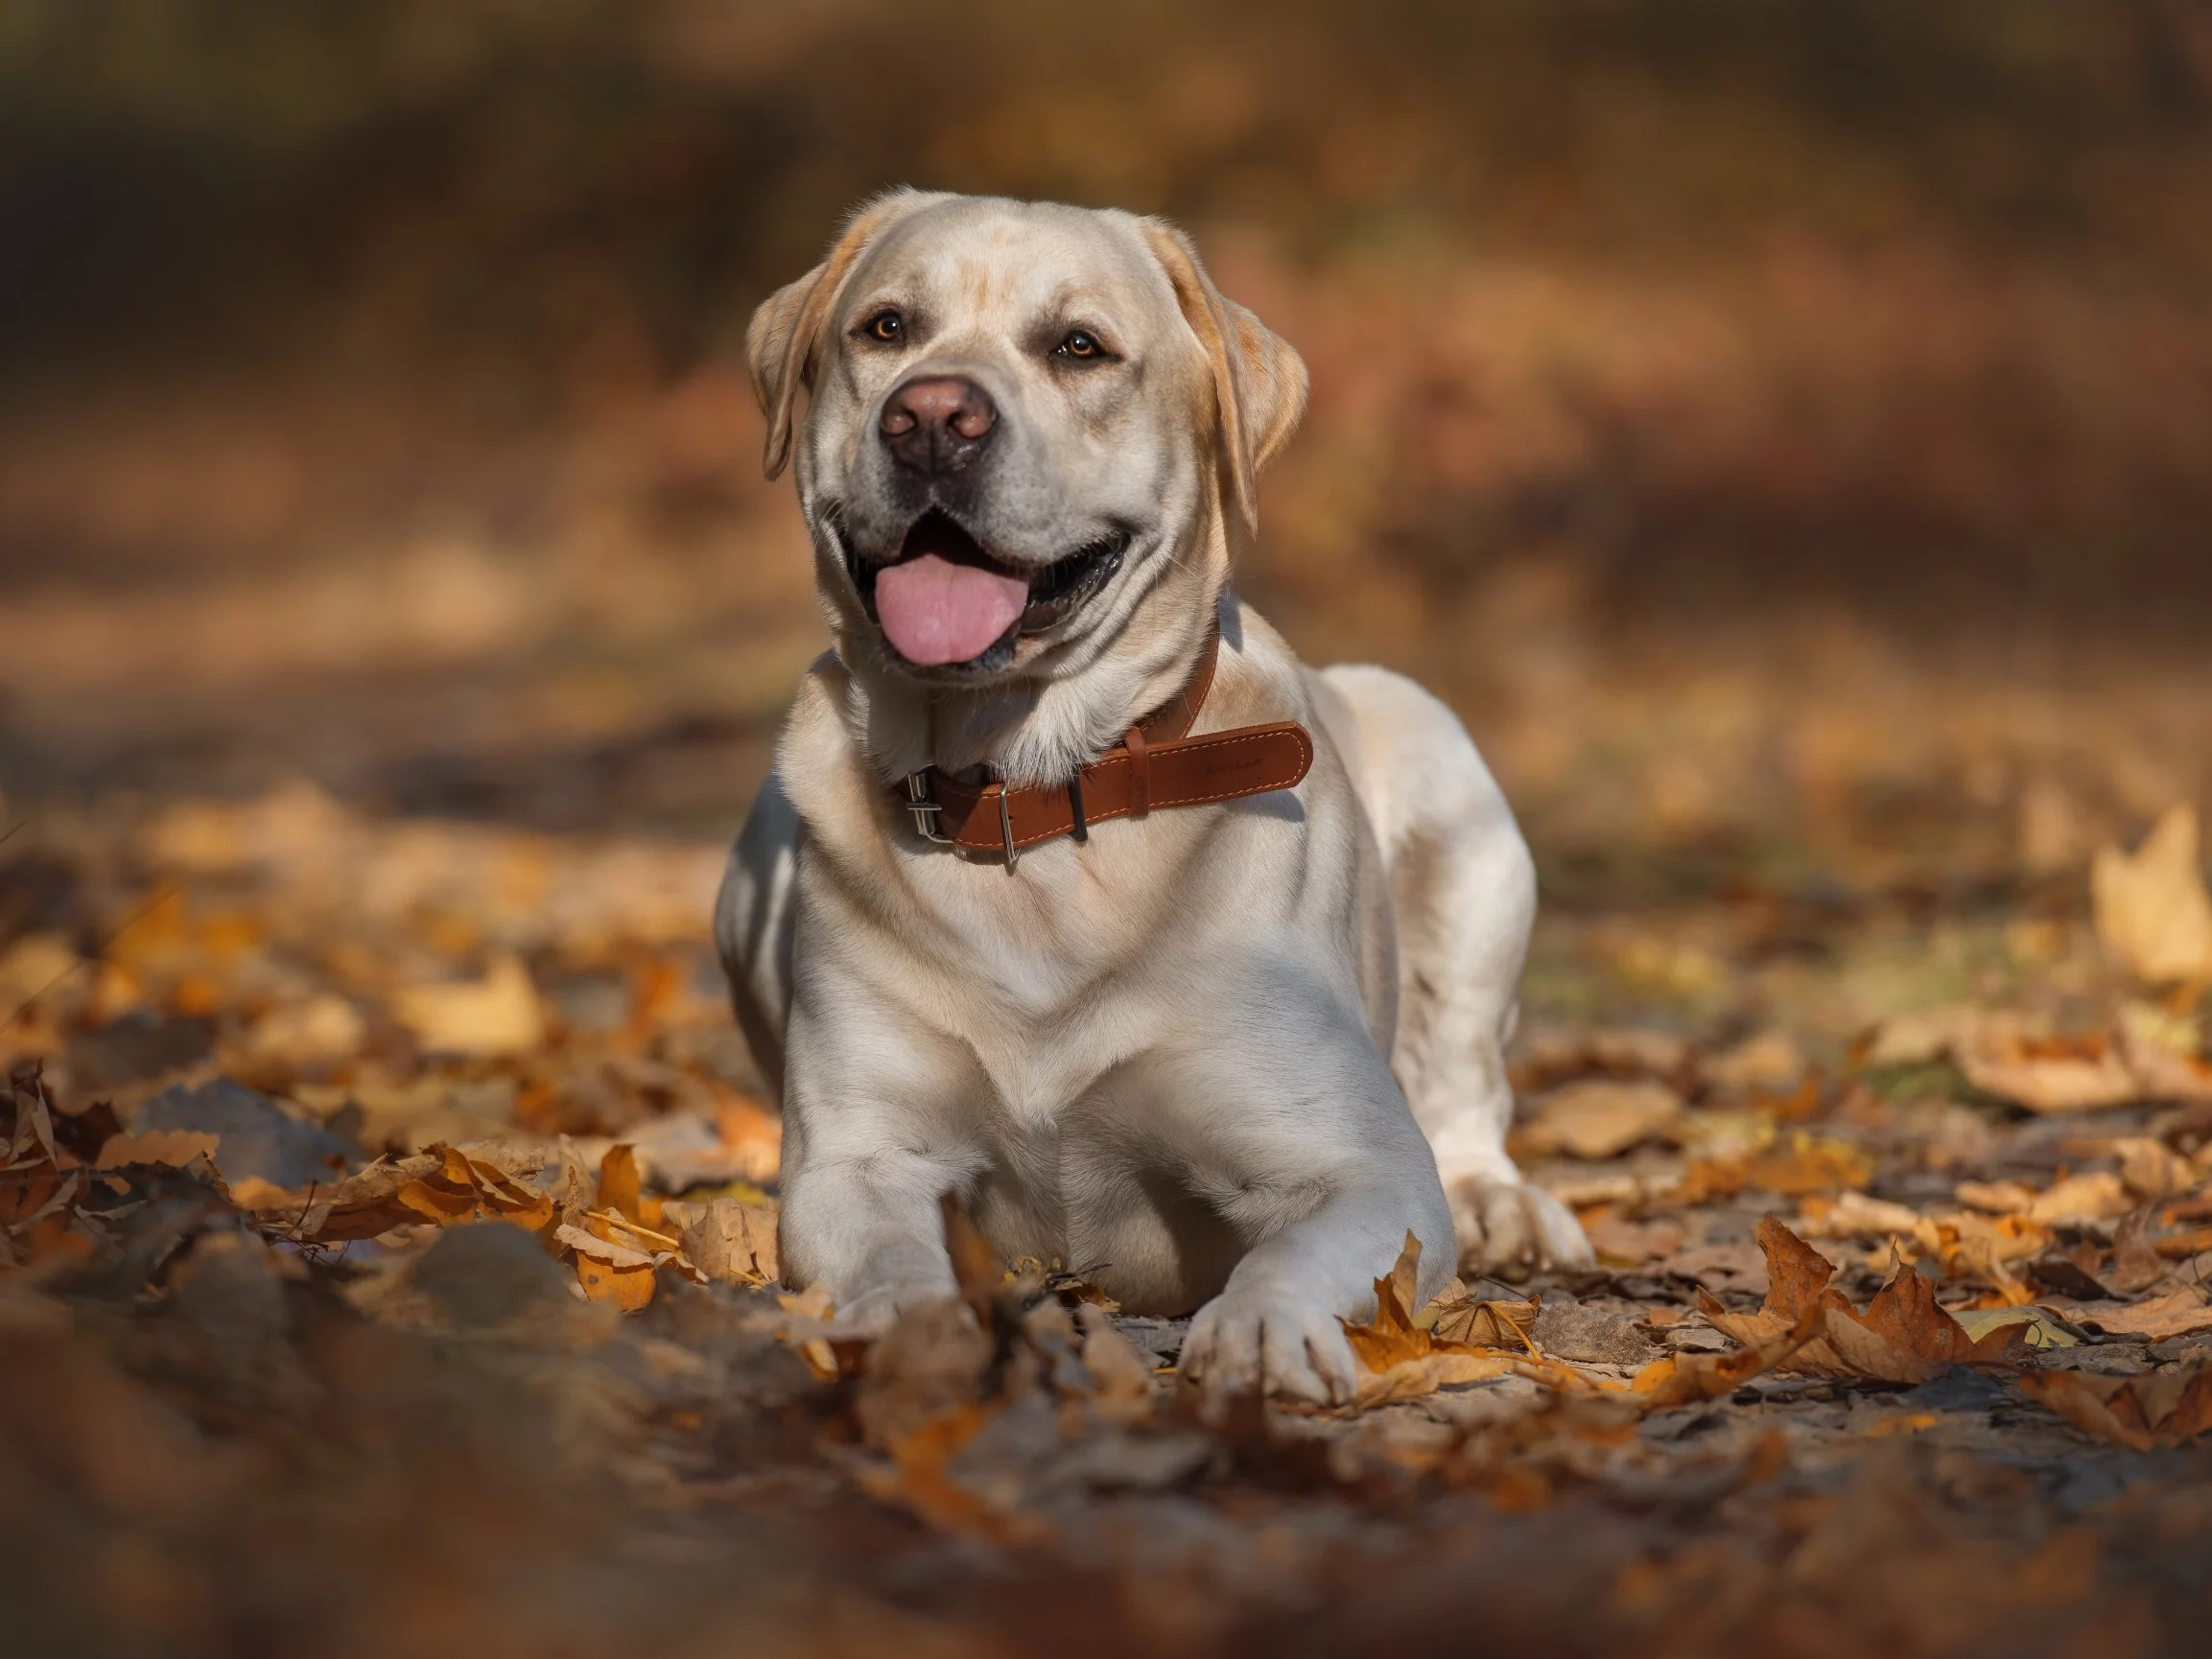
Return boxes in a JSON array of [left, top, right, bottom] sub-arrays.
[[395, 1179, 476, 1225], [574, 1253, 655, 1311], [393, 955, 545, 1058], [2091, 804, 2212, 986], [1340, 1230, 1430, 1372], [1952, 1306, 2080, 1349], [597, 1143, 642, 1222], [1341, 1233, 1542, 1405]]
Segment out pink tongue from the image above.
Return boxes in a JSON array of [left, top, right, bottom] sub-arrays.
[[874, 552, 1030, 666]]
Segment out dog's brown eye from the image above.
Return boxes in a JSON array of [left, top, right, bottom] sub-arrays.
[[1056, 330, 1103, 361], [863, 310, 905, 342]]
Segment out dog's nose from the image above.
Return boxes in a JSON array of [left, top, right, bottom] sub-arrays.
[[880, 376, 998, 474]]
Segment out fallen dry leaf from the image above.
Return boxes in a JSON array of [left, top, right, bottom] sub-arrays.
[[2054, 1285, 2212, 1341], [2155, 1224, 2212, 1259], [1955, 1179, 2041, 1214], [1700, 1218, 2029, 1384], [712, 1092, 784, 1181], [2018, 1365, 2212, 1450], [1677, 1133, 1872, 1202], [560, 1207, 706, 1310], [1951, 1305, 2081, 1349], [1822, 1252, 2028, 1383], [1696, 1030, 1807, 1094], [597, 1141, 645, 1223], [1875, 1002, 2212, 1112], [1631, 1297, 1826, 1409], [95, 1129, 221, 1170], [1427, 1288, 1541, 1350], [393, 955, 546, 1057], [244, 1141, 553, 1242], [1907, 1209, 2051, 1285], [1862, 1004, 1978, 1068], [661, 1194, 779, 1286], [1342, 1232, 1528, 1405], [2023, 1171, 2133, 1227], [1798, 1189, 1922, 1240], [2108, 1206, 2171, 1294], [1513, 1077, 1683, 1159], [2090, 803, 2212, 986], [571, 1251, 656, 1310], [1341, 1231, 1440, 1373], [2111, 1134, 2200, 1199], [1955, 1019, 2140, 1113], [243, 994, 365, 1066], [1356, 1348, 1519, 1405], [2119, 1023, 2212, 1103]]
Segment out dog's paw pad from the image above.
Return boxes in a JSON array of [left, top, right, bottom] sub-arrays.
[[1448, 1176, 1595, 1276]]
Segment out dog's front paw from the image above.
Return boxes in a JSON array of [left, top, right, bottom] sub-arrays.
[[828, 1271, 960, 1338], [1448, 1175, 1594, 1276], [1181, 1277, 1359, 1405]]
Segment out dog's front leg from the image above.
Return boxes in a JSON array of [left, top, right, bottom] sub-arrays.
[[1163, 992, 1457, 1405], [775, 992, 987, 1333]]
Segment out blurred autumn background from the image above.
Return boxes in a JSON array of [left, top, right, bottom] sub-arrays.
[[9, 0, 2211, 869], [11, 6, 2212, 1657]]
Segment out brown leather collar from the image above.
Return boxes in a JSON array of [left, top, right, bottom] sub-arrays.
[[895, 624, 1314, 865]]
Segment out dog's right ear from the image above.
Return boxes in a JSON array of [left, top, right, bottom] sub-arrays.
[[747, 190, 937, 479]]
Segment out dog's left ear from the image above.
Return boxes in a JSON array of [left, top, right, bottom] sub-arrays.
[[747, 189, 941, 479], [1141, 222, 1308, 537]]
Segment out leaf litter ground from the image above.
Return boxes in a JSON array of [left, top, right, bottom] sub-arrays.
[[9, 783, 2212, 1657]]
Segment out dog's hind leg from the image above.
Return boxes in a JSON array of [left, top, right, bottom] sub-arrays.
[[1310, 665, 1593, 1275], [714, 765, 801, 1102]]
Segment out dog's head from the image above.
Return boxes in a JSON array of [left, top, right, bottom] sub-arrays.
[[748, 192, 1306, 691]]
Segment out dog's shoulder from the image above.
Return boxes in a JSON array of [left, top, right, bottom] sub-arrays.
[[1202, 596, 1317, 733]]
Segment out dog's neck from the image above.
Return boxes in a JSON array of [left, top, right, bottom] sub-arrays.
[[834, 527, 1230, 791]]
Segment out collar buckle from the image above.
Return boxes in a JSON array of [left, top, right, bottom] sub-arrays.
[[903, 773, 955, 844]]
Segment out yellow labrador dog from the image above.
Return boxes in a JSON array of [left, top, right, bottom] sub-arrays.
[[717, 190, 1591, 1402]]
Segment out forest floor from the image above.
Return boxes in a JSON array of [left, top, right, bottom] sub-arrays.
[[9, 626, 2212, 1659], [8, 345, 2212, 1657]]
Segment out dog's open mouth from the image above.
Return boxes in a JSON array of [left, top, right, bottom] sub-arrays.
[[847, 510, 1127, 671]]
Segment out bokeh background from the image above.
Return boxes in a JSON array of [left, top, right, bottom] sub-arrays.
[[5, 0, 2211, 889]]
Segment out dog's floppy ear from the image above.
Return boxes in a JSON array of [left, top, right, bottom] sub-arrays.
[[1140, 221, 1308, 537], [747, 189, 937, 479]]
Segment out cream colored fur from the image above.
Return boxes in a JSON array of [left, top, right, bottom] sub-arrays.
[[717, 192, 1590, 1403]]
